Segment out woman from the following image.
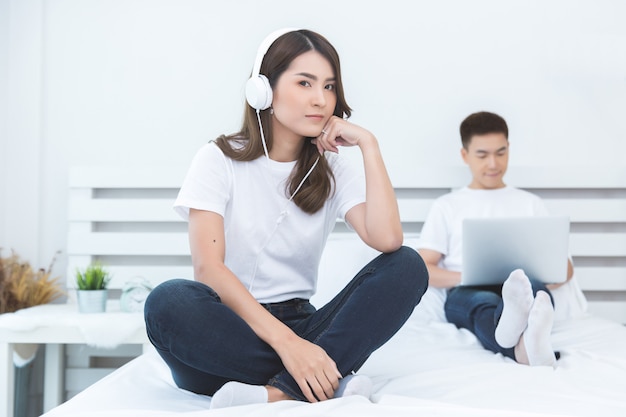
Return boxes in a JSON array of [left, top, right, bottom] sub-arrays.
[[144, 29, 428, 409]]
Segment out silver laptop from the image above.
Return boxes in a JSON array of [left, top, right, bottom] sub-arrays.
[[461, 216, 570, 286]]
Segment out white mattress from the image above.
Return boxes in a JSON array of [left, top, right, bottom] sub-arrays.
[[42, 308, 626, 417]]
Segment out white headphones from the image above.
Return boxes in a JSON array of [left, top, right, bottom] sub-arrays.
[[245, 28, 299, 111]]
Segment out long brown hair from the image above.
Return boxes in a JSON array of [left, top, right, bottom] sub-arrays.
[[215, 30, 352, 214]]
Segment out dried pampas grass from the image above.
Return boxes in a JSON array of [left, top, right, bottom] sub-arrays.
[[0, 249, 65, 314]]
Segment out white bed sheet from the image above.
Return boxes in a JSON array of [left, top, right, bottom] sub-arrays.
[[42, 308, 626, 417]]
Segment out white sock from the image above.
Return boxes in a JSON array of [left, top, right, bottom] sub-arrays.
[[524, 291, 556, 367], [495, 269, 534, 348], [209, 381, 268, 409], [333, 374, 373, 399]]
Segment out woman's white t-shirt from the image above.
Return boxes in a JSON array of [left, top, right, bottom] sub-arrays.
[[174, 142, 365, 303]]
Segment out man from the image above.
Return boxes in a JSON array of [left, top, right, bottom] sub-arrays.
[[417, 111, 574, 366]]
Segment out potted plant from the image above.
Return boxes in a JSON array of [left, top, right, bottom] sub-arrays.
[[75, 262, 111, 313]]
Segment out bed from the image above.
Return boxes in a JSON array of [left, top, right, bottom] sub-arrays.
[[40, 299, 626, 417], [39, 165, 626, 417]]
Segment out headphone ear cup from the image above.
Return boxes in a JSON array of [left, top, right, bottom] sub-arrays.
[[245, 74, 273, 110]]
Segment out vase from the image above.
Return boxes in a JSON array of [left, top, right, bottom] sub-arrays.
[[76, 289, 108, 313]]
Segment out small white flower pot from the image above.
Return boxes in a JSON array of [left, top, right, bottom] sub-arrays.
[[76, 289, 108, 314]]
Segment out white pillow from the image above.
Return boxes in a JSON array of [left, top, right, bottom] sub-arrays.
[[312, 234, 379, 307], [313, 234, 448, 324]]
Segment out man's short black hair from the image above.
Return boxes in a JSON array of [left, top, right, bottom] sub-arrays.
[[460, 111, 509, 149]]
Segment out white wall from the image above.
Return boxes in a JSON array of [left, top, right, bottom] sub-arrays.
[[0, 0, 8, 248], [2, 0, 626, 285], [1, 0, 44, 267]]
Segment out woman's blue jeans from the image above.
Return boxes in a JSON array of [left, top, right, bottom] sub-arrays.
[[144, 246, 428, 401], [444, 280, 554, 361]]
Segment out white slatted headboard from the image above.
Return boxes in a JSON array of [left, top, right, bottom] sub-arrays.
[[66, 166, 626, 323], [67, 167, 190, 296]]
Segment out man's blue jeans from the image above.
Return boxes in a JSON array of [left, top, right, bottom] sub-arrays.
[[444, 280, 554, 361], [144, 246, 428, 401]]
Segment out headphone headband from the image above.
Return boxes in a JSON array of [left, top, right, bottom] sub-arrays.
[[250, 28, 299, 79], [246, 28, 300, 110]]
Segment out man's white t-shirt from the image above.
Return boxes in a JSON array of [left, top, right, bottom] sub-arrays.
[[174, 142, 366, 303]]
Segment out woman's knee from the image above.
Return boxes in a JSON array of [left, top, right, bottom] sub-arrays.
[[145, 279, 216, 320], [144, 279, 218, 344], [398, 246, 428, 280], [146, 279, 186, 313], [383, 246, 429, 302]]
